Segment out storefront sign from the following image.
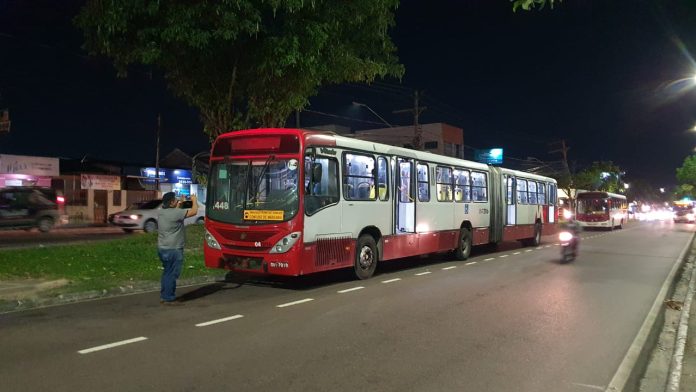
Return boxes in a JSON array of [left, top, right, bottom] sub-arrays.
[[140, 168, 192, 185], [0, 154, 59, 176], [80, 174, 121, 190]]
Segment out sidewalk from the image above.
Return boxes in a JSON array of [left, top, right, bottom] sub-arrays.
[[0, 275, 222, 313]]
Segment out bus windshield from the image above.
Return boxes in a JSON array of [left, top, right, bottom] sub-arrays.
[[207, 159, 300, 224], [577, 198, 608, 215]]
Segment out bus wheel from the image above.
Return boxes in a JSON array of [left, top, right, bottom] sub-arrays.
[[454, 228, 472, 261], [354, 235, 377, 280]]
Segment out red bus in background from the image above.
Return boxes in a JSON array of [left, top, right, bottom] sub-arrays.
[[203, 128, 558, 279], [575, 191, 627, 230]]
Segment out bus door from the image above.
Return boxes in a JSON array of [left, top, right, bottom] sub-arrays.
[[506, 176, 516, 225], [395, 157, 415, 233]]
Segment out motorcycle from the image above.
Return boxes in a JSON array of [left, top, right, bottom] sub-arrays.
[[559, 229, 579, 263]]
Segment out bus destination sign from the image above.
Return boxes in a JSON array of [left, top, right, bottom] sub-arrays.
[[243, 210, 285, 221]]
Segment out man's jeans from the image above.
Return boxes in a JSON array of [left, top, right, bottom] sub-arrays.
[[158, 248, 184, 302]]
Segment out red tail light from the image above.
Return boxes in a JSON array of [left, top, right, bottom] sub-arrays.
[[57, 196, 65, 204]]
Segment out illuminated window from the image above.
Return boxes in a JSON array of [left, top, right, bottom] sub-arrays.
[[343, 153, 376, 201], [454, 169, 470, 202], [436, 166, 453, 202], [471, 172, 488, 202], [417, 163, 430, 202]]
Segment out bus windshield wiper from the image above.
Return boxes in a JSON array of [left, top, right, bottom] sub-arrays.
[[250, 155, 275, 203]]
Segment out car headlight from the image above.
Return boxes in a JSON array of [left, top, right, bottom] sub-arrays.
[[269, 232, 301, 254], [129, 214, 142, 220], [205, 228, 221, 250]]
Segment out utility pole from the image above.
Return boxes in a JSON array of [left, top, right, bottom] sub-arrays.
[[548, 139, 570, 174], [295, 109, 301, 129], [393, 90, 427, 150], [155, 113, 161, 192], [549, 139, 572, 203]]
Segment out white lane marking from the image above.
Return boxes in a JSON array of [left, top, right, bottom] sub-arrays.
[[276, 298, 314, 308], [525, 249, 533, 252], [465, 261, 477, 265], [544, 245, 552, 248], [415, 271, 432, 276], [499, 255, 509, 258], [382, 278, 401, 283], [570, 382, 604, 390], [536, 246, 543, 250], [337, 286, 365, 293], [513, 252, 521, 255], [78, 337, 148, 354], [442, 266, 457, 270], [196, 315, 244, 327], [484, 257, 495, 261], [553, 243, 560, 246]]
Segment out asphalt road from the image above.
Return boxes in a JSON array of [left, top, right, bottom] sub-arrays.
[[0, 226, 129, 249], [0, 220, 692, 392]]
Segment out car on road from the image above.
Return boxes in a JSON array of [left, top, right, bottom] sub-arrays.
[[110, 198, 205, 233], [673, 206, 695, 223], [0, 186, 67, 232]]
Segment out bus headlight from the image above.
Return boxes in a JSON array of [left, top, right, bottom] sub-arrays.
[[270, 232, 301, 254], [205, 228, 221, 250]]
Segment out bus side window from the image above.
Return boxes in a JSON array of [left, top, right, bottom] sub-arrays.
[[538, 182, 546, 205], [377, 156, 389, 201], [517, 179, 528, 204], [304, 156, 339, 215], [417, 163, 430, 202], [528, 181, 538, 204]]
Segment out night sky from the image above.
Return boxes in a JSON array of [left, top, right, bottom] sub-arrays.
[[2, 1, 696, 188]]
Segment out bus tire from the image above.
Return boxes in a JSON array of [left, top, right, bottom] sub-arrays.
[[354, 235, 378, 280], [454, 228, 472, 261]]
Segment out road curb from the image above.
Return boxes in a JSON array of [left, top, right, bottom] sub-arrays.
[[0, 275, 225, 314], [606, 232, 695, 392], [667, 251, 696, 391]]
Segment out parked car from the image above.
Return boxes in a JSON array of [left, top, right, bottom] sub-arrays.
[[110, 198, 204, 233], [0, 186, 67, 232]]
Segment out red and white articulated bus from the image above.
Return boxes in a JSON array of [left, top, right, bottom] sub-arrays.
[[575, 191, 628, 230], [203, 128, 558, 279]]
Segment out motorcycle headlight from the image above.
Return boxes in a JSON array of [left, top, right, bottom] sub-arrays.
[[205, 228, 221, 250], [269, 232, 301, 254], [558, 231, 573, 242]]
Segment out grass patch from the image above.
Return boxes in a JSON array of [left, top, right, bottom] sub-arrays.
[[0, 225, 224, 293]]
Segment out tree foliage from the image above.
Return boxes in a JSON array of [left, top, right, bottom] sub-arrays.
[[573, 161, 624, 193], [511, 0, 560, 12], [676, 155, 696, 186], [76, 0, 404, 138]]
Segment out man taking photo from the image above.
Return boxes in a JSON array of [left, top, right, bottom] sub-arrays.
[[157, 192, 199, 305]]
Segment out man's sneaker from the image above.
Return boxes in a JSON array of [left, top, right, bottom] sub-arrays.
[[160, 300, 184, 306]]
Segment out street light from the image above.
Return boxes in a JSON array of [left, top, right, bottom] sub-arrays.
[[352, 101, 393, 128]]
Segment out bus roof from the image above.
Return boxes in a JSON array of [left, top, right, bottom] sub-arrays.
[[214, 128, 557, 184]]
